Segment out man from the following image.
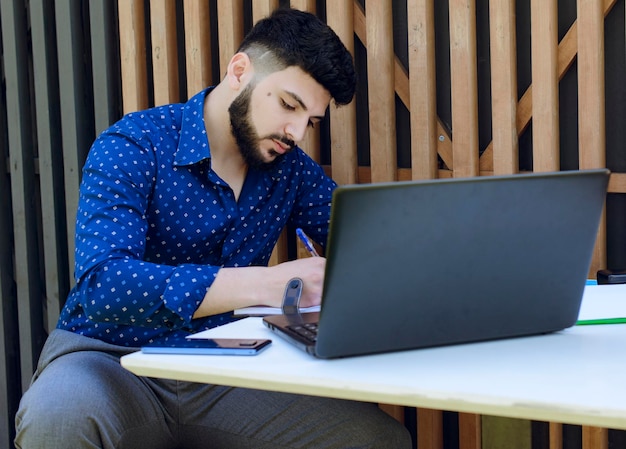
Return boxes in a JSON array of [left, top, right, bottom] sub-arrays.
[[15, 8, 412, 449]]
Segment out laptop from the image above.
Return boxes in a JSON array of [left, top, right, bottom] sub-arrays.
[[263, 169, 610, 358]]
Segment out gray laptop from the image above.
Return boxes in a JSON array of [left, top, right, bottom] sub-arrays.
[[263, 169, 609, 358]]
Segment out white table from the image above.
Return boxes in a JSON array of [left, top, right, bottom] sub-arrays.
[[121, 284, 626, 430]]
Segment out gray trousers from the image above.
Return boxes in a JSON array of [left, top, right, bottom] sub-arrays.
[[15, 329, 412, 449]]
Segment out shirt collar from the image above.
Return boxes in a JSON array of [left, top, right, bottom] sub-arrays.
[[172, 86, 293, 181], [173, 87, 214, 167]]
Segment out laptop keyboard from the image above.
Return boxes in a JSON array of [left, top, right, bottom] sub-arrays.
[[287, 322, 319, 343]]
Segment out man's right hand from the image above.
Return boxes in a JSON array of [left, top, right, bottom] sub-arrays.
[[193, 256, 326, 318]]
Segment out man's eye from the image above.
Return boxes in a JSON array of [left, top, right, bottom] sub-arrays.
[[281, 99, 296, 111], [307, 120, 315, 128]]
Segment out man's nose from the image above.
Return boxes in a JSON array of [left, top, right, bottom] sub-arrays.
[[285, 117, 309, 143]]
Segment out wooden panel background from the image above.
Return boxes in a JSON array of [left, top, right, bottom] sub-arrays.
[[1, 1, 625, 448]]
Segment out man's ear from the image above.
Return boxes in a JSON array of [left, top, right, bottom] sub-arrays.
[[226, 53, 253, 90]]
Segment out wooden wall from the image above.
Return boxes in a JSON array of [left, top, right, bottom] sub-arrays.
[[1, 1, 625, 448]]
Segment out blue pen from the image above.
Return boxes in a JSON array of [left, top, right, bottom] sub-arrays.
[[296, 228, 320, 257]]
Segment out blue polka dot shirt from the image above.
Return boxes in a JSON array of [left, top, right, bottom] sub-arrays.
[[58, 87, 337, 347]]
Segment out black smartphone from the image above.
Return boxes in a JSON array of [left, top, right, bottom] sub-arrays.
[[141, 337, 272, 355]]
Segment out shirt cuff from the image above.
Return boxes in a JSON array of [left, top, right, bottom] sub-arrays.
[[162, 264, 220, 325]]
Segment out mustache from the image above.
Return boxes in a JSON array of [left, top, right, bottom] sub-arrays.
[[266, 134, 295, 151]]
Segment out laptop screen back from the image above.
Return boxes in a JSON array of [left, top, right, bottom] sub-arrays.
[[313, 169, 609, 358]]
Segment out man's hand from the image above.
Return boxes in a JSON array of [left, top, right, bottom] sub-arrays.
[[267, 257, 326, 308], [193, 257, 326, 318]]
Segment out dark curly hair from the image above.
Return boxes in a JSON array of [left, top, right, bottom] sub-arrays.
[[236, 8, 357, 106]]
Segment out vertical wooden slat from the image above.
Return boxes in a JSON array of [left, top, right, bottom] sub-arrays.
[[417, 408, 444, 449], [184, 0, 213, 96], [118, 0, 149, 113], [378, 403, 404, 424], [252, 0, 279, 22], [55, 1, 95, 294], [449, 0, 479, 178], [366, 0, 397, 182], [489, 0, 519, 175], [327, 0, 358, 186], [90, 0, 121, 134], [486, 0, 537, 439], [216, 0, 244, 77], [268, 229, 289, 266], [286, 1, 320, 260], [288, 0, 317, 19], [2, 0, 45, 393], [264, 0, 288, 265], [254, 1, 284, 267], [582, 425, 609, 449], [31, 0, 69, 333], [0, 127, 15, 449], [482, 416, 531, 449], [0, 5, 19, 439], [576, 0, 606, 168], [458, 412, 482, 449], [550, 422, 563, 449], [578, 0, 607, 277], [290, 0, 316, 8], [579, 0, 608, 379], [530, 0, 559, 172], [0, 217, 16, 442], [150, 0, 179, 106], [290, 0, 321, 164], [408, 0, 438, 180]]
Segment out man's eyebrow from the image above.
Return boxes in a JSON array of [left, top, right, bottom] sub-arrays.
[[285, 91, 326, 121]]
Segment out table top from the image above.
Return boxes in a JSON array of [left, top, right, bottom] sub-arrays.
[[121, 284, 626, 430]]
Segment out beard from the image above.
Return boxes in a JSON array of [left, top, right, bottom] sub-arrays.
[[228, 83, 295, 171]]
